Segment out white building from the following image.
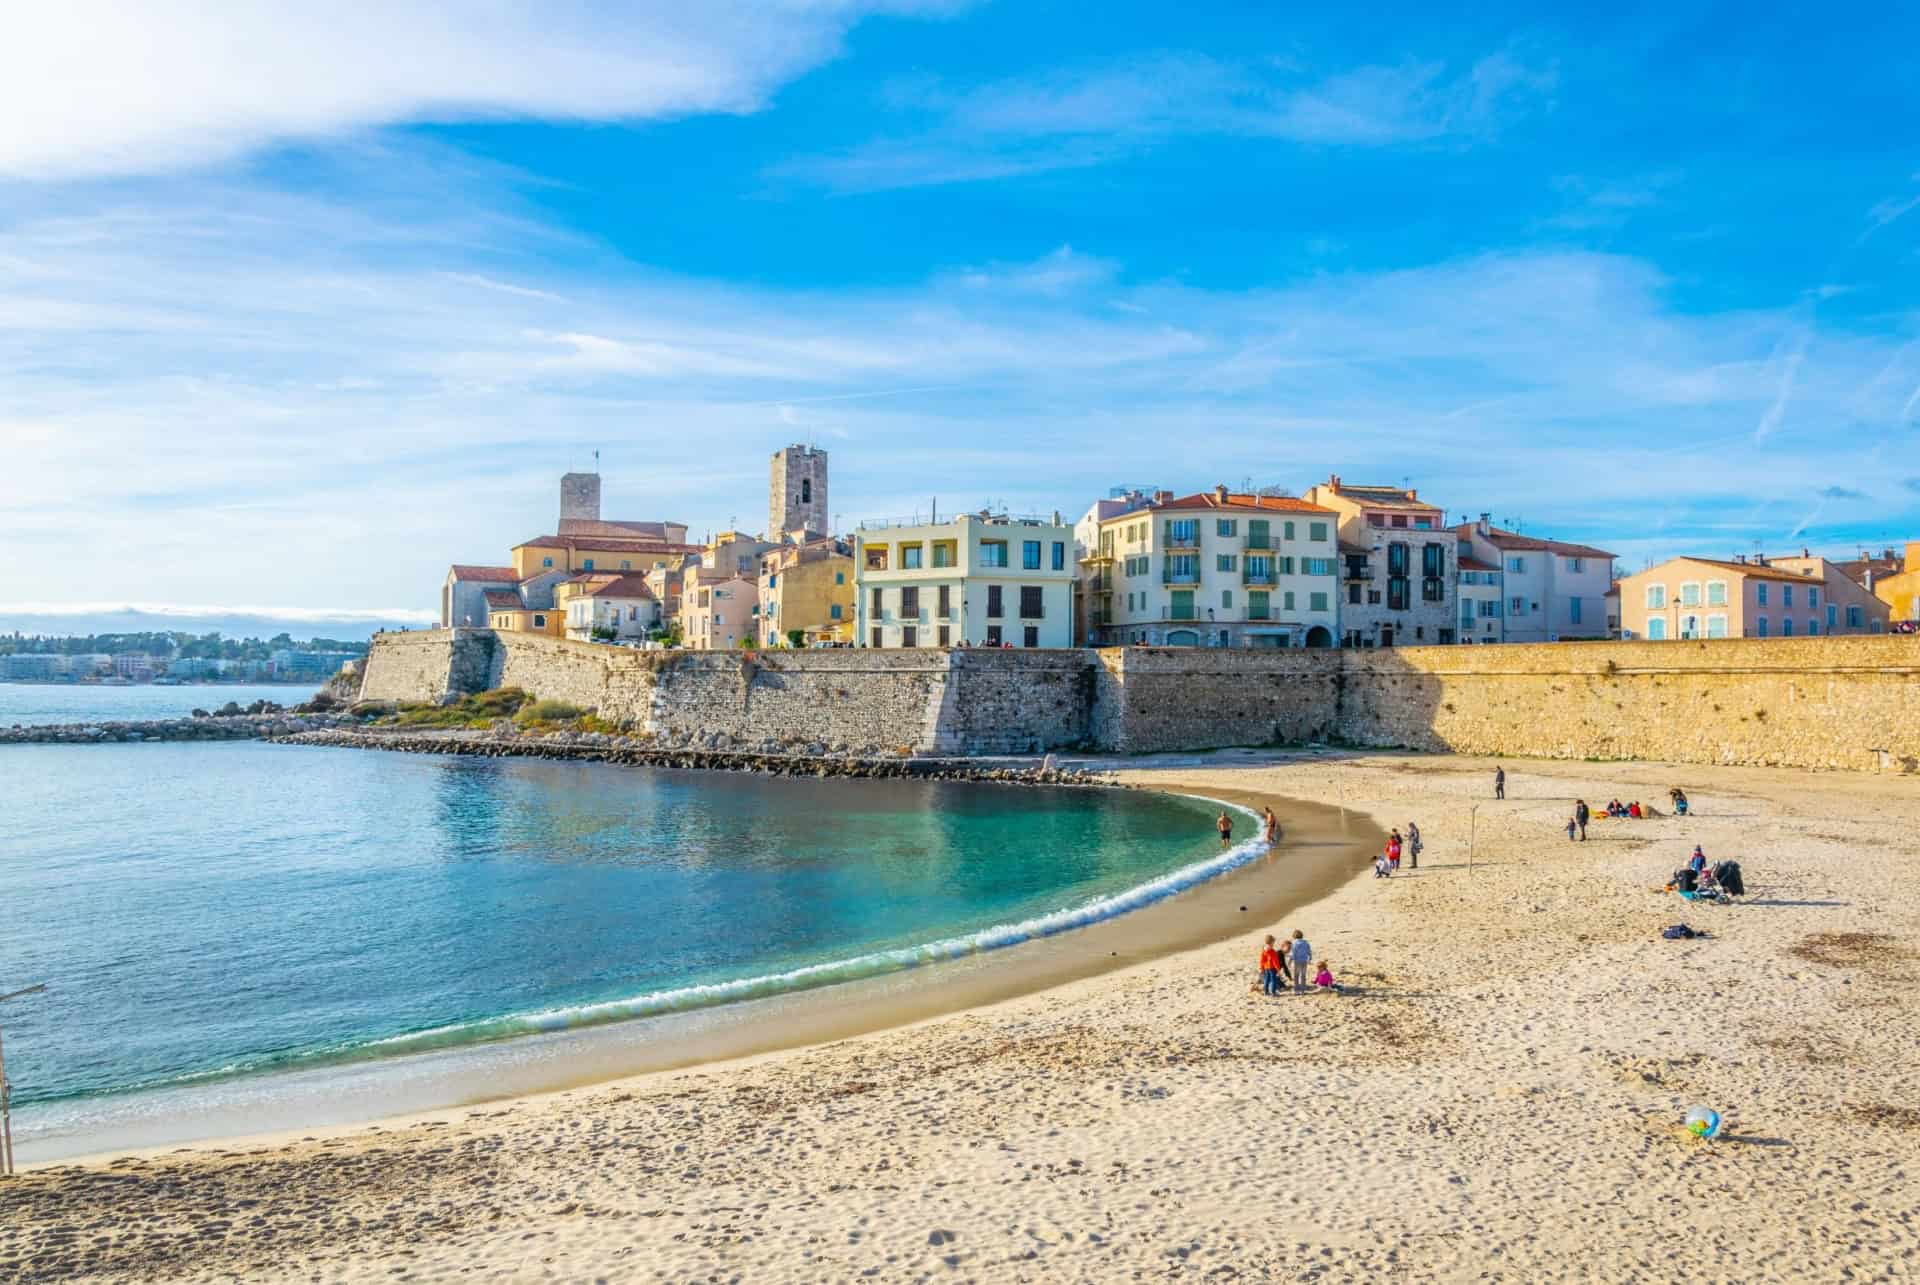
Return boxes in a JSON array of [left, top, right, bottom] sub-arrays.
[[1081, 486, 1340, 648], [855, 512, 1075, 648], [1451, 517, 1614, 643], [1456, 555, 1506, 643], [564, 573, 659, 642]]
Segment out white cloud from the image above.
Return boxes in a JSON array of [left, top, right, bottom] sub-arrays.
[[0, 1, 959, 179]]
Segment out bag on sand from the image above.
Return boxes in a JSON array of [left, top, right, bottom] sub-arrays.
[[1662, 924, 1697, 940]]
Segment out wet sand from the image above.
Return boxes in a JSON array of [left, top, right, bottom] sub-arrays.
[[4, 752, 1916, 1283]]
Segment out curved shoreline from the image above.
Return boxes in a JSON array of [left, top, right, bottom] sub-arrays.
[[22, 777, 1381, 1167]]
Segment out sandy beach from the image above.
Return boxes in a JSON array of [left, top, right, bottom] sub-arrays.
[[5, 751, 1918, 1282]]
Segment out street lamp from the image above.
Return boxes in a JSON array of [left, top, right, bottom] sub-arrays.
[[0, 983, 47, 1177]]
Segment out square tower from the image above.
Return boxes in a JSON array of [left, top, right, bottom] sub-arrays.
[[560, 472, 601, 523], [769, 445, 828, 539]]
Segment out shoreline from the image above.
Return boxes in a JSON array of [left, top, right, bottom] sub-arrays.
[[18, 776, 1380, 1168]]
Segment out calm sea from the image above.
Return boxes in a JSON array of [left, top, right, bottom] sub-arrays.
[[0, 682, 312, 726], [0, 741, 1253, 1150]]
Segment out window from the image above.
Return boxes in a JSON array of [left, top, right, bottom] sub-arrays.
[[986, 625, 1003, 645], [1755, 616, 1768, 637], [1248, 591, 1269, 619], [1782, 617, 1794, 636], [1782, 584, 1794, 608], [980, 541, 1008, 568], [986, 585, 1004, 618], [1020, 540, 1040, 570], [901, 586, 920, 617], [1646, 585, 1667, 608], [1510, 597, 1526, 614], [582, 559, 594, 571], [1023, 625, 1039, 648], [1245, 555, 1273, 581], [835, 571, 845, 585], [1422, 544, 1444, 577], [938, 625, 950, 646], [1167, 519, 1198, 545], [543, 557, 553, 569], [621, 560, 631, 571], [938, 585, 951, 618], [901, 545, 923, 570], [902, 626, 917, 647], [1681, 615, 1699, 639], [1284, 590, 1296, 610], [1348, 583, 1361, 604], [869, 586, 884, 616], [1170, 590, 1196, 621], [800, 478, 811, 504], [1828, 604, 1839, 629], [1052, 541, 1065, 571], [532, 614, 546, 628], [1847, 605, 1863, 628], [767, 573, 778, 588], [1680, 582, 1700, 607], [1648, 618, 1667, 640], [1387, 543, 1410, 575], [1276, 556, 1295, 574], [1756, 583, 1768, 605], [1019, 586, 1044, 618], [1570, 597, 1583, 624], [1168, 554, 1199, 582], [830, 603, 842, 620], [1807, 619, 1819, 636], [1706, 581, 1728, 606], [932, 542, 955, 569], [1217, 554, 1237, 572], [1392, 515, 1408, 528], [1310, 591, 1328, 612], [1567, 557, 1584, 572], [1283, 521, 1296, 541], [1216, 519, 1237, 536], [1506, 556, 1526, 573], [1247, 520, 1271, 549], [871, 627, 883, 647], [1303, 557, 1334, 575], [1309, 522, 1328, 542], [1387, 578, 1410, 610], [1808, 587, 1819, 609], [1414, 517, 1432, 530], [1706, 614, 1727, 639], [1221, 590, 1234, 609]]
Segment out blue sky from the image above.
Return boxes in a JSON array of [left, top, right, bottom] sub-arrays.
[[3, 0, 1918, 629]]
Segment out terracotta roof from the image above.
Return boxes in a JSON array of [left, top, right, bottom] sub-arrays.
[[1830, 550, 1904, 585], [1654, 556, 1817, 584], [1454, 523, 1614, 561], [557, 518, 683, 540], [483, 590, 524, 609], [514, 534, 701, 555], [1144, 491, 1335, 515], [449, 564, 519, 582], [1458, 556, 1500, 572], [1317, 481, 1441, 513], [581, 574, 655, 599]]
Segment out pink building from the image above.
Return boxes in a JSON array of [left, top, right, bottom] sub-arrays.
[[679, 570, 756, 649]]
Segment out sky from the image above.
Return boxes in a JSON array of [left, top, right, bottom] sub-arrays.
[[3, 1, 1918, 632]]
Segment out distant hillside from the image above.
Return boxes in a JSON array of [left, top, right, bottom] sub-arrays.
[[0, 607, 434, 644]]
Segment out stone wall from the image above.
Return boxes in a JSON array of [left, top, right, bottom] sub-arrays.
[[357, 629, 1920, 771]]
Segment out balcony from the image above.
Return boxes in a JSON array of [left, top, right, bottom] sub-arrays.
[[1245, 534, 1272, 551], [1162, 523, 1200, 550], [1170, 604, 1197, 621], [1162, 568, 1200, 585], [1343, 564, 1374, 581], [1242, 566, 1275, 586]]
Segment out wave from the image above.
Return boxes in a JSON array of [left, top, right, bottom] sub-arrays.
[[45, 797, 1267, 1103]]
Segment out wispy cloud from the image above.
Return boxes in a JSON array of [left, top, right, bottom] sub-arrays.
[[1754, 333, 1808, 442], [1860, 175, 1920, 242], [0, 1, 960, 179], [777, 48, 1557, 192], [1817, 485, 1867, 500]]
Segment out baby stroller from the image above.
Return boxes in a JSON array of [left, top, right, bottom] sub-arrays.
[[1672, 864, 1726, 904]]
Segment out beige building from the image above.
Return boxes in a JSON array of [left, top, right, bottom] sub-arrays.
[[560, 573, 659, 642], [1301, 476, 1458, 647], [1080, 486, 1339, 648], [856, 512, 1075, 648], [1616, 556, 1889, 641], [759, 538, 854, 647], [679, 570, 757, 649]]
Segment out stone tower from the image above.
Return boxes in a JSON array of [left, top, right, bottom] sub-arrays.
[[560, 471, 601, 524], [769, 444, 828, 539]]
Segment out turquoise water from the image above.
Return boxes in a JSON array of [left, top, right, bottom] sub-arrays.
[[0, 683, 309, 726], [0, 742, 1247, 1123]]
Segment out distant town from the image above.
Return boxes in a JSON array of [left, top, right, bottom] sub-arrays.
[[437, 444, 1920, 655], [0, 632, 367, 685]]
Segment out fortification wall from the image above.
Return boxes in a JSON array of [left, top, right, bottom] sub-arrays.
[[357, 630, 1920, 771]]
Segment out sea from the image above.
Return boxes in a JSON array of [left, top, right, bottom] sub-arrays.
[[0, 682, 308, 727], [0, 688, 1262, 1159]]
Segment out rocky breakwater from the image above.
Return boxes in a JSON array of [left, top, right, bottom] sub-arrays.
[[1, 706, 355, 746], [276, 725, 1113, 786]]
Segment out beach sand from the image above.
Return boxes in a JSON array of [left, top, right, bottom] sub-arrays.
[[4, 752, 1917, 1282]]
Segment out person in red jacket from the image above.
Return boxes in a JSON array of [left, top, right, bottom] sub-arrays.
[[1258, 935, 1284, 996]]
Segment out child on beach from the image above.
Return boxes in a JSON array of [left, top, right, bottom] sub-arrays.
[[1313, 961, 1339, 993], [1258, 935, 1283, 996], [1288, 930, 1312, 993], [1565, 815, 1578, 842], [1387, 830, 1402, 871], [1373, 853, 1392, 879]]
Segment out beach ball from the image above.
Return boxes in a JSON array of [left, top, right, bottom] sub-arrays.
[[1684, 1106, 1722, 1140]]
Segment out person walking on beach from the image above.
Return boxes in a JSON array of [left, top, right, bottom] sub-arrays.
[[1574, 799, 1590, 841], [1406, 821, 1422, 869], [1217, 811, 1234, 845], [1263, 807, 1280, 844], [1387, 829, 1403, 871], [1494, 765, 1506, 800], [1258, 935, 1283, 997], [1288, 930, 1313, 994], [1565, 813, 1578, 842]]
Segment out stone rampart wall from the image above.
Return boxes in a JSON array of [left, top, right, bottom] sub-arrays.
[[357, 629, 1920, 771]]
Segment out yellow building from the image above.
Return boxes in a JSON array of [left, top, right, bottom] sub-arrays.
[[1869, 541, 1920, 625], [485, 590, 563, 636], [759, 539, 855, 646]]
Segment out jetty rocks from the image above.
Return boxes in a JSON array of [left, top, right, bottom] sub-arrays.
[[279, 726, 1113, 785], [1, 709, 354, 745]]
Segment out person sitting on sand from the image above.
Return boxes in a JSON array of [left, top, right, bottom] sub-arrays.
[[1688, 845, 1707, 875], [1670, 788, 1689, 816], [1628, 801, 1643, 819], [1258, 935, 1283, 997], [1313, 961, 1340, 993], [1373, 853, 1392, 879], [1217, 811, 1234, 845]]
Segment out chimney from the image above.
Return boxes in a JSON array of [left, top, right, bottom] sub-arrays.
[[1153, 489, 1173, 505], [1802, 547, 1809, 558], [1866, 568, 1876, 591], [1328, 474, 1340, 490], [1213, 483, 1229, 504], [1477, 512, 1491, 536]]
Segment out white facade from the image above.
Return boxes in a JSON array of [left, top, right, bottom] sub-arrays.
[[1086, 489, 1340, 648], [565, 590, 659, 642], [1456, 562, 1506, 643], [855, 514, 1075, 648], [1452, 519, 1614, 642]]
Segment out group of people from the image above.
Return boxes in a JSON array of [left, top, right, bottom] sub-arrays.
[[1257, 930, 1336, 995], [1217, 807, 1286, 847], [1372, 822, 1421, 878]]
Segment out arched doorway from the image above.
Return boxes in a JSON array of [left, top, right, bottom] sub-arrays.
[[1304, 625, 1333, 648], [1165, 629, 1200, 647]]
